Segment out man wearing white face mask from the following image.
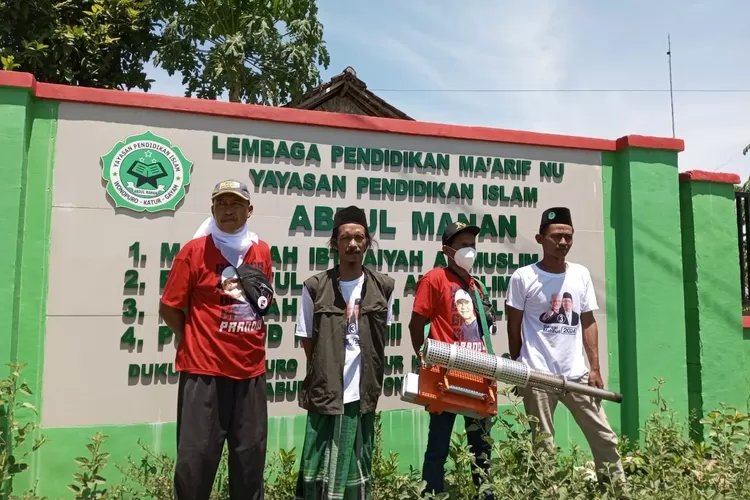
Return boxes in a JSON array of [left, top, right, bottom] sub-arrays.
[[409, 221, 496, 499], [160, 179, 273, 500]]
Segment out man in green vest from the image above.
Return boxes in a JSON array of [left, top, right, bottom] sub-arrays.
[[294, 205, 396, 500]]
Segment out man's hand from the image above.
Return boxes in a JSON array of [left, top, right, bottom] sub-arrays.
[[408, 313, 429, 357], [505, 305, 524, 361], [159, 302, 185, 341], [581, 312, 602, 389], [587, 368, 604, 388], [300, 337, 313, 361]]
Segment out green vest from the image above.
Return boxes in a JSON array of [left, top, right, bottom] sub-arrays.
[[299, 266, 395, 415]]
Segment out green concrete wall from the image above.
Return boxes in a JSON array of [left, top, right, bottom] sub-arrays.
[[603, 147, 689, 441], [601, 152, 623, 435], [0, 86, 33, 366], [0, 86, 58, 495], [680, 179, 749, 437]]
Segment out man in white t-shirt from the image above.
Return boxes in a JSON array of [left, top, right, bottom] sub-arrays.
[[294, 206, 395, 499], [506, 207, 624, 483]]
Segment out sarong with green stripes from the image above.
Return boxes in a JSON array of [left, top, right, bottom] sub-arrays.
[[295, 401, 375, 500]]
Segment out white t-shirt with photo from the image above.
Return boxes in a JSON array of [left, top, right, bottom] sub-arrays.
[[295, 275, 394, 404], [506, 262, 598, 379]]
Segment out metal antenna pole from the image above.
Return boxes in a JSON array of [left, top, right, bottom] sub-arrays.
[[667, 33, 676, 138]]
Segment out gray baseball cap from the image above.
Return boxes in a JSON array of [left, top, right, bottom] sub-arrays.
[[211, 179, 251, 201]]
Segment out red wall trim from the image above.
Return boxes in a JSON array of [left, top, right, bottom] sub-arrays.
[[0, 71, 36, 92], [2, 71, 684, 153], [679, 170, 741, 185], [615, 135, 685, 152]]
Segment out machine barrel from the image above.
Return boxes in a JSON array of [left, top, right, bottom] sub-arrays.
[[423, 339, 623, 403]]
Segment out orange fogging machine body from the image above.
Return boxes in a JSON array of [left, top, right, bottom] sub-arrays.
[[402, 339, 623, 418]]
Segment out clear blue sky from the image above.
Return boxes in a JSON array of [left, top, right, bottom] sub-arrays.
[[143, 1, 750, 179]]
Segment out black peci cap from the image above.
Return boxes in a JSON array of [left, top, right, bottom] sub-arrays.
[[539, 207, 573, 233], [333, 205, 368, 231]]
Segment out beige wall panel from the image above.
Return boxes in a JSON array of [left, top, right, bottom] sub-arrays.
[[43, 101, 607, 425], [42, 316, 176, 426]]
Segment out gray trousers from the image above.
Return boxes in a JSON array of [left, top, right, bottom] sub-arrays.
[[174, 372, 268, 500], [520, 378, 625, 482]]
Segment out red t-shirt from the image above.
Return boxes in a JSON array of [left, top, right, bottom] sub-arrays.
[[161, 236, 273, 379], [412, 267, 487, 352]]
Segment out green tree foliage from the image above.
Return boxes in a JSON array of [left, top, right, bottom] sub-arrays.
[[155, 0, 330, 103], [0, 0, 157, 90], [0, 1, 330, 102]]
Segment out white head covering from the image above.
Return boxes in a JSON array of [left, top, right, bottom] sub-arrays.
[[192, 216, 259, 267]]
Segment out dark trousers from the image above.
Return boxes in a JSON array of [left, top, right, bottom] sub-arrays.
[[174, 372, 268, 500], [422, 411, 493, 496]]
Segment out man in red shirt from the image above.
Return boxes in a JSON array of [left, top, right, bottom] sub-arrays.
[[409, 221, 495, 498], [160, 180, 273, 500]]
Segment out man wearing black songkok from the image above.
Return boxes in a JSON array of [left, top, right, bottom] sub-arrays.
[[294, 206, 395, 499], [506, 207, 625, 486]]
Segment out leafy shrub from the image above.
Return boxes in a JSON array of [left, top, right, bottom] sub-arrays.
[[4, 364, 750, 500], [109, 440, 175, 499], [371, 412, 426, 499], [112, 442, 299, 499], [0, 364, 45, 500], [263, 448, 297, 500], [615, 382, 750, 499], [69, 433, 110, 499]]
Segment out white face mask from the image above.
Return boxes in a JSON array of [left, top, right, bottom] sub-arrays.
[[452, 247, 476, 273]]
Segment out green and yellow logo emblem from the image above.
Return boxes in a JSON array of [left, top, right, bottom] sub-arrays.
[[101, 131, 193, 212]]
